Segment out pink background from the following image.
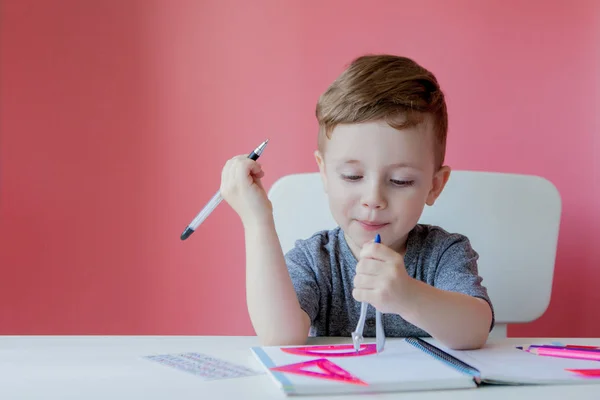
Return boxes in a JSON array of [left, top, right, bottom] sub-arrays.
[[1, 0, 598, 337]]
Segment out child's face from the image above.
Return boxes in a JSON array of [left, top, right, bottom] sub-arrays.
[[315, 118, 450, 256]]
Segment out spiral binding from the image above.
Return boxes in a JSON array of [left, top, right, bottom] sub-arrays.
[[406, 337, 481, 378]]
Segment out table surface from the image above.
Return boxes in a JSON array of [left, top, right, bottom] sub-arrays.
[[1, 335, 599, 400]]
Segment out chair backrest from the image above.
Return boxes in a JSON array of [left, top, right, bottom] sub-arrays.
[[268, 171, 562, 338]]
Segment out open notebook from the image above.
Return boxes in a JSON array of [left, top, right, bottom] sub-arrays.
[[250, 338, 600, 396]]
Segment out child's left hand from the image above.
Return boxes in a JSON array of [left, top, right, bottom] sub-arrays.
[[352, 241, 414, 314]]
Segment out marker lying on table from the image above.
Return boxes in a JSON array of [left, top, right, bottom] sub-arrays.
[[529, 347, 600, 361], [521, 345, 600, 353], [180, 139, 269, 241]]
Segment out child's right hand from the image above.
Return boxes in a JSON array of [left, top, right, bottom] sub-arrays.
[[220, 155, 273, 226]]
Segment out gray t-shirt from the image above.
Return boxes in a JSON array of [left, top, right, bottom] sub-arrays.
[[285, 224, 494, 338]]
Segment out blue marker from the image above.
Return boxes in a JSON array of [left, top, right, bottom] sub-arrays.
[[375, 233, 381, 244]]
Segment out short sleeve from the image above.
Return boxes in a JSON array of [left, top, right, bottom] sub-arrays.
[[284, 242, 321, 324], [434, 235, 495, 331]]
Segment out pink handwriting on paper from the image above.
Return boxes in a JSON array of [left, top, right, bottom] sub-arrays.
[[271, 358, 367, 386], [281, 343, 377, 357]]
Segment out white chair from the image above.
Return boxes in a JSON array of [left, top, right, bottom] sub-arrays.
[[268, 171, 562, 338]]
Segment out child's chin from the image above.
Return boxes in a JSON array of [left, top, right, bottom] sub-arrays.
[[351, 232, 379, 246]]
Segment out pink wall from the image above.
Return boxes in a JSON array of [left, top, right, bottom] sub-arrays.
[[1, 0, 598, 337]]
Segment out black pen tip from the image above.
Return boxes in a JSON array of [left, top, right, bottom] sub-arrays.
[[180, 228, 194, 241]]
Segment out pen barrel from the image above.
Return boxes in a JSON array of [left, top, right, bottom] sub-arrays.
[[189, 191, 223, 229]]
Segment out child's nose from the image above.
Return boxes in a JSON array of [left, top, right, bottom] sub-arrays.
[[361, 186, 387, 210]]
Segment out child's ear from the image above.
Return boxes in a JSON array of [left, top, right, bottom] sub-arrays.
[[314, 150, 328, 193], [426, 166, 451, 206]]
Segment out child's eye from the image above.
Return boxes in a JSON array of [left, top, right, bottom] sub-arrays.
[[341, 174, 362, 181], [391, 179, 414, 187]]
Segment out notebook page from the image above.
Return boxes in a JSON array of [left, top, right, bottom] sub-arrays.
[[346, 341, 473, 387], [423, 339, 600, 384], [252, 339, 476, 395]]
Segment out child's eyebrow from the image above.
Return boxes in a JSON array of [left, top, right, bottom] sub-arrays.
[[337, 159, 421, 170], [387, 162, 422, 170]]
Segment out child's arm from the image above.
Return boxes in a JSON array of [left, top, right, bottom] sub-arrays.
[[219, 155, 310, 346], [244, 217, 311, 346], [395, 282, 493, 350]]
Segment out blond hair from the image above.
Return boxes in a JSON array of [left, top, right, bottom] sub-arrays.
[[316, 54, 448, 168]]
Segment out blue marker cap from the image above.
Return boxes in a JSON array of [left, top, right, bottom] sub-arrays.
[[375, 233, 381, 243]]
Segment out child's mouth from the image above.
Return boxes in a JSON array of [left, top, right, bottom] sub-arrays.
[[357, 220, 389, 231]]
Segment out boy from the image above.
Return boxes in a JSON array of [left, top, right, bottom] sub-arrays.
[[220, 54, 494, 350]]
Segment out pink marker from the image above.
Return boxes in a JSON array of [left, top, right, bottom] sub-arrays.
[[532, 347, 600, 361]]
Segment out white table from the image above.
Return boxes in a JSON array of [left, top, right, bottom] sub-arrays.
[[0, 336, 598, 399]]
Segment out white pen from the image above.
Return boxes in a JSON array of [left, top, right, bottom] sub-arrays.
[[180, 139, 269, 241]]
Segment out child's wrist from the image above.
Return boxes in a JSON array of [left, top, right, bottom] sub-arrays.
[[242, 211, 275, 231], [392, 278, 421, 318]]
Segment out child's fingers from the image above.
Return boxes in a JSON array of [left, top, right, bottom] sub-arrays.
[[221, 156, 242, 191], [236, 159, 262, 178], [359, 241, 400, 263], [355, 258, 381, 275], [220, 155, 266, 198], [250, 161, 262, 174], [223, 155, 247, 181], [254, 173, 267, 191], [352, 287, 374, 303], [353, 273, 377, 289], [232, 158, 252, 187], [230, 158, 261, 185], [250, 163, 264, 180]]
